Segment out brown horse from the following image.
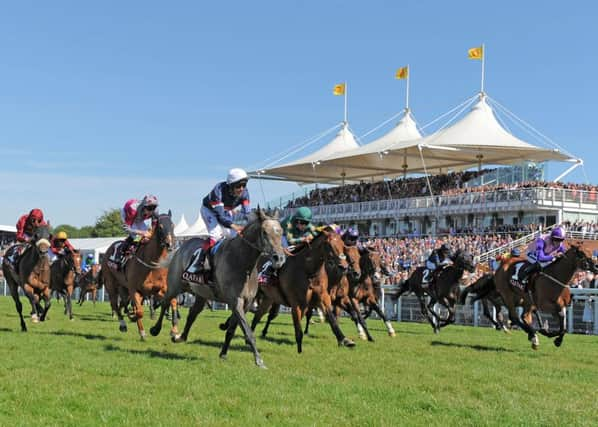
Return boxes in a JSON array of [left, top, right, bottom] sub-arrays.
[[77, 264, 102, 306], [397, 249, 476, 333], [353, 247, 396, 337], [101, 212, 176, 339], [492, 245, 596, 349], [50, 250, 82, 320], [1, 225, 52, 331], [250, 227, 355, 353]]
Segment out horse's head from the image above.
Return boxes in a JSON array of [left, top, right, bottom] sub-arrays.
[[567, 245, 598, 273], [454, 249, 476, 273], [361, 247, 384, 283], [70, 250, 82, 275], [245, 208, 286, 269], [317, 226, 349, 274], [343, 244, 361, 281], [33, 225, 51, 253], [155, 211, 175, 251]]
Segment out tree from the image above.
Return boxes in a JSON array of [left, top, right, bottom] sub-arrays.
[[92, 209, 125, 237], [53, 224, 81, 238]]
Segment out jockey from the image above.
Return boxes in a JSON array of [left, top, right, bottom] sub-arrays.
[[257, 206, 317, 285], [81, 253, 95, 273], [422, 243, 453, 283], [341, 227, 359, 247], [16, 208, 47, 243], [183, 168, 250, 282], [49, 230, 75, 262], [518, 226, 566, 286], [113, 194, 159, 269], [9, 208, 48, 268], [282, 206, 318, 248]]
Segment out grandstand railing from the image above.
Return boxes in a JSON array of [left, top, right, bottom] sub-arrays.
[[283, 187, 598, 221], [476, 225, 554, 265]]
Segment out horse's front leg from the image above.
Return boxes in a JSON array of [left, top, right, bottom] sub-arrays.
[[168, 297, 179, 337], [173, 296, 206, 343], [23, 284, 40, 322], [520, 308, 540, 350], [347, 297, 374, 341], [370, 302, 396, 337], [229, 297, 266, 369], [66, 285, 74, 320], [39, 287, 52, 322], [554, 306, 567, 347], [320, 292, 355, 349]]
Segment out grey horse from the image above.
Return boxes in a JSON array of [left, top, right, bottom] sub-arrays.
[[150, 208, 285, 368]]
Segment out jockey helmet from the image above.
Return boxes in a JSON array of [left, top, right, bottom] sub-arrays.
[[440, 243, 451, 253], [510, 247, 521, 257], [227, 168, 249, 186], [142, 194, 159, 208], [293, 207, 312, 224], [550, 226, 565, 241], [29, 208, 44, 221], [344, 227, 359, 239], [55, 231, 68, 240], [86, 253, 94, 260]]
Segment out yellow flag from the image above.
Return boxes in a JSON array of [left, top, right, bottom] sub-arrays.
[[395, 66, 409, 79], [468, 46, 483, 60], [333, 83, 345, 96]]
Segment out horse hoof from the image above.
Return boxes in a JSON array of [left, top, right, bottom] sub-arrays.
[[172, 334, 185, 343], [388, 331, 396, 337], [149, 327, 160, 337], [554, 337, 563, 347], [119, 325, 127, 333], [256, 361, 268, 370], [220, 354, 227, 361], [358, 333, 367, 341], [340, 338, 356, 348], [218, 323, 228, 331], [367, 337, 375, 342]]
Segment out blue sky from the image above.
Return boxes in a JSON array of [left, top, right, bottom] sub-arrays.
[[0, 1, 596, 227]]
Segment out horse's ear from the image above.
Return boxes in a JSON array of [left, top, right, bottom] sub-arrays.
[[168, 209, 172, 218], [256, 205, 267, 221], [272, 208, 280, 220]]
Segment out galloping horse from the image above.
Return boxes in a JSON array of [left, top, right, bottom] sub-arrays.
[[352, 247, 396, 337], [150, 209, 286, 368], [459, 273, 510, 332], [249, 227, 355, 353], [101, 212, 175, 339], [491, 245, 596, 349], [1, 225, 52, 331], [77, 264, 102, 306], [397, 249, 476, 333], [50, 250, 82, 320]]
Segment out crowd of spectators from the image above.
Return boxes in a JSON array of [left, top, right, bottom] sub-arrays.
[[286, 170, 492, 208], [285, 170, 598, 208]]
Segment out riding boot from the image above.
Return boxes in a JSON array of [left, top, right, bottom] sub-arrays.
[[116, 236, 134, 270]]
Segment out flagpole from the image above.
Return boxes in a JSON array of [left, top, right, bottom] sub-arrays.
[[344, 81, 348, 124], [481, 43, 485, 93], [405, 65, 410, 110]]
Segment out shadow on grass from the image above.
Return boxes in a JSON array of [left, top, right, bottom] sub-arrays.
[[75, 314, 114, 322], [104, 343, 200, 361], [430, 340, 513, 352], [0, 327, 17, 333], [37, 330, 121, 341], [259, 335, 296, 346], [188, 337, 252, 353]]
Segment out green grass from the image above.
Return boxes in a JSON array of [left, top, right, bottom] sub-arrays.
[[0, 298, 597, 427]]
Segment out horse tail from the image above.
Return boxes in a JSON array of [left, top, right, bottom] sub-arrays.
[[459, 273, 494, 304]]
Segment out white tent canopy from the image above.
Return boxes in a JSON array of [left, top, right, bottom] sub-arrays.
[[174, 214, 189, 236], [255, 94, 578, 184], [178, 212, 208, 237]]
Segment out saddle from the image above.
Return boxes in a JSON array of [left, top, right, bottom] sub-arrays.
[[181, 239, 222, 287]]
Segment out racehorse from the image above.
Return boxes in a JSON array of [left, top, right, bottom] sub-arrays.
[[101, 212, 176, 339], [1, 225, 52, 331], [50, 250, 82, 320], [491, 245, 596, 349], [459, 273, 510, 332], [397, 249, 475, 333], [77, 264, 102, 306], [150, 208, 286, 368], [352, 247, 396, 337], [248, 226, 355, 353]]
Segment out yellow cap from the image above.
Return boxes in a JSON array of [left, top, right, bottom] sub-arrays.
[[56, 231, 68, 240]]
